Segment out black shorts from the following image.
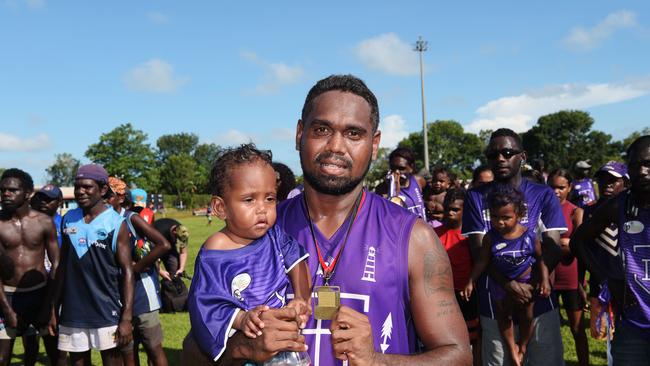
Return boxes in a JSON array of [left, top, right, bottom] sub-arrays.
[[556, 289, 584, 311], [0, 284, 47, 338], [455, 291, 480, 341]]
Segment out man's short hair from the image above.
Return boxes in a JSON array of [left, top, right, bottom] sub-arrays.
[[301, 74, 379, 132], [489, 128, 523, 150], [389, 147, 416, 167], [1, 168, 34, 192]]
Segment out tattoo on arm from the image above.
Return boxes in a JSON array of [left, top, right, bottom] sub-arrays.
[[423, 249, 453, 297]]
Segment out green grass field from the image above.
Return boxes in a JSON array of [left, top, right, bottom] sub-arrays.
[[10, 212, 608, 365]]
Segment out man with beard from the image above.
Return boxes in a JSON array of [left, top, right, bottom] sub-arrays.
[[462, 129, 566, 366], [0, 169, 59, 366], [571, 136, 650, 364], [375, 147, 427, 218], [200, 74, 471, 366]]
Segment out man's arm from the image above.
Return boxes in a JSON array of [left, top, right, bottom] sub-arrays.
[[43, 217, 60, 279], [569, 198, 618, 286], [176, 244, 188, 276], [0, 243, 17, 329], [330, 220, 472, 366], [130, 214, 171, 274], [115, 222, 134, 346]]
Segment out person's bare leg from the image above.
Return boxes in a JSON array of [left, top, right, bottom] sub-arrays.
[[42, 334, 61, 365], [143, 343, 168, 366], [567, 309, 589, 366], [496, 298, 520, 366], [70, 351, 92, 366], [516, 301, 535, 363], [22, 334, 39, 366], [0, 339, 14, 366], [471, 336, 481, 366], [102, 348, 127, 366]]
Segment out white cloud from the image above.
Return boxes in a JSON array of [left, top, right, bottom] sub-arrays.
[[123, 58, 189, 93], [465, 77, 650, 133], [241, 52, 304, 94], [354, 33, 422, 76], [379, 114, 409, 148], [214, 129, 257, 147], [564, 10, 638, 50], [271, 128, 295, 142], [0, 132, 51, 151], [148, 12, 168, 24]]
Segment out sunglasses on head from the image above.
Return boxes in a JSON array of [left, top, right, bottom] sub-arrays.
[[485, 149, 522, 160]]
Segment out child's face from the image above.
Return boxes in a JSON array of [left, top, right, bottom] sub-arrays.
[[431, 173, 450, 194], [549, 175, 571, 203], [219, 161, 278, 242], [490, 203, 519, 233], [444, 199, 464, 226]]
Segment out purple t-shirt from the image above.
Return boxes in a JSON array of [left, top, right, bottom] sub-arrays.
[[617, 190, 650, 338], [187, 225, 308, 361], [462, 180, 566, 318], [278, 190, 419, 366], [489, 228, 536, 281]]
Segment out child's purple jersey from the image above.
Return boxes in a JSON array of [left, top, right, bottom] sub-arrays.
[[400, 175, 426, 219], [462, 180, 566, 319], [187, 225, 308, 361], [489, 228, 536, 281], [277, 190, 419, 366], [617, 190, 650, 338]]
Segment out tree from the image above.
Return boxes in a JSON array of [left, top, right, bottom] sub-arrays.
[[399, 120, 485, 178], [522, 110, 622, 172], [193, 143, 222, 193], [365, 147, 390, 190], [85, 123, 158, 190], [621, 127, 650, 150], [46, 153, 80, 186], [156, 133, 199, 162], [159, 154, 198, 208]]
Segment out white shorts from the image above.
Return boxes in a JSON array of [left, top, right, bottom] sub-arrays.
[[58, 325, 118, 352]]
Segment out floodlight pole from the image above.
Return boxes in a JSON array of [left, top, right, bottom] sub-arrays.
[[414, 36, 429, 173]]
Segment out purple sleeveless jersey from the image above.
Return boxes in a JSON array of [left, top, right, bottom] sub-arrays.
[[617, 191, 650, 338], [572, 178, 597, 208], [187, 225, 308, 361], [462, 180, 566, 319], [277, 190, 419, 366], [489, 228, 536, 281]]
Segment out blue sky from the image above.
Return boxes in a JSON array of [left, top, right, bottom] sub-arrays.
[[1, 0, 649, 184]]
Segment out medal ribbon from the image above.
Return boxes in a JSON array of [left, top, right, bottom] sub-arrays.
[[304, 189, 365, 286]]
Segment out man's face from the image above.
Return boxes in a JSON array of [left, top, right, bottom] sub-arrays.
[[297, 90, 380, 195], [628, 143, 650, 195], [30, 193, 61, 216], [486, 136, 525, 182], [389, 156, 412, 185], [596, 173, 626, 198], [74, 178, 106, 210], [0, 178, 30, 212], [575, 168, 590, 180]]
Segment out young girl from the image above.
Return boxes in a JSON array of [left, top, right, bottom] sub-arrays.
[[186, 144, 311, 363], [462, 185, 551, 366]]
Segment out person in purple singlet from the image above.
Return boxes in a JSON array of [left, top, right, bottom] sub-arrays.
[[571, 135, 650, 365], [181, 144, 312, 365], [374, 147, 427, 218], [213, 75, 471, 365], [571, 161, 597, 208], [462, 186, 551, 366]]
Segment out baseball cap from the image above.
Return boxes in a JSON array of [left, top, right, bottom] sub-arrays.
[[575, 160, 592, 169], [596, 161, 628, 180], [131, 188, 147, 207], [108, 177, 127, 196], [76, 164, 109, 184], [37, 184, 62, 200], [175, 225, 190, 245]]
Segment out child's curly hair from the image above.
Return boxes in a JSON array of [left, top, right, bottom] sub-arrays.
[[208, 143, 273, 197], [487, 184, 527, 217]]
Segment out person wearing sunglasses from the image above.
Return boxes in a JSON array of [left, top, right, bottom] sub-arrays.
[[462, 128, 566, 366]]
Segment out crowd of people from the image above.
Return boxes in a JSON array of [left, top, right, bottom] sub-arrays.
[[0, 74, 648, 366]]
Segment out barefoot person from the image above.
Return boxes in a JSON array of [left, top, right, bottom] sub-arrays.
[[53, 164, 133, 366], [0, 169, 59, 366]]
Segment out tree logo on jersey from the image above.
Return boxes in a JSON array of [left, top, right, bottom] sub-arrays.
[[361, 246, 377, 282], [232, 273, 251, 302], [380, 313, 393, 353], [624, 220, 645, 235]]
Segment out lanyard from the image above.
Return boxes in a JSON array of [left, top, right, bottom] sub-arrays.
[[304, 190, 365, 286]]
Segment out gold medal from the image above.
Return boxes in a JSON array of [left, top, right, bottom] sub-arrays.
[[314, 286, 340, 320]]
